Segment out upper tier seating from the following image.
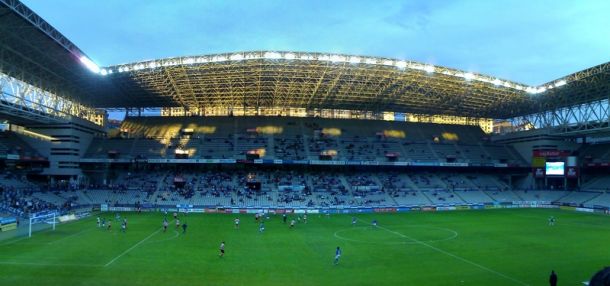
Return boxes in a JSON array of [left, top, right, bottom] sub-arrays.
[[84, 116, 526, 165]]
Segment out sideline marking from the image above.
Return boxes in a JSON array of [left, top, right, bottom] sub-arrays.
[[145, 231, 180, 245], [104, 228, 161, 267], [368, 222, 529, 286]]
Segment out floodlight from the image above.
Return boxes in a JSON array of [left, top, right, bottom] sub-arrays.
[[213, 56, 227, 62], [230, 54, 244, 61], [318, 55, 330, 61], [79, 56, 100, 73], [300, 54, 313, 60], [330, 55, 345, 63], [365, 58, 377, 65], [264, 52, 281, 59], [100, 69, 107, 76]]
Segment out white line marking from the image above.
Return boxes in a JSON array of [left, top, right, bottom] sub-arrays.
[[0, 261, 101, 267], [104, 228, 161, 267], [48, 228, 93, 245], [334, 225, 458, 245], [145, 230, 180, 245], [370, 223, 529, 286]]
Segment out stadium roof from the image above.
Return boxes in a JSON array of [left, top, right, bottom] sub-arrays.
[[1, 0, 608, 120]]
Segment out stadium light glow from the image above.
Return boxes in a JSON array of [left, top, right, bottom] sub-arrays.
[[330, 55, 345, 63], [349, 56, 361, 64], [212, 56, 227, 62], [318, 55, 330, 62], [395, 61, 407, 69], [79, 56, 100, 73], [98, 51, 540, 94], [229, 54, 244, 61], [300, 54, 313, 60], [264, 52, 281, 59]]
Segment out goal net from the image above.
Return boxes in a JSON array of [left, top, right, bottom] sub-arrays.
[[28, 211, 58, 238]]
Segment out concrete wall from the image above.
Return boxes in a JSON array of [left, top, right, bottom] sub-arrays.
[[15, 119, 102, 177]]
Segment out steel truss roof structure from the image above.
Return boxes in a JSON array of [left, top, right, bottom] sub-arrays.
[[101, 51, 536, 119], [0, 0, 609, 124]]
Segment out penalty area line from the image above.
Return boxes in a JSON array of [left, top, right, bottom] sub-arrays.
[[104, 228, 162, 267], [370, 223, 529, 286]]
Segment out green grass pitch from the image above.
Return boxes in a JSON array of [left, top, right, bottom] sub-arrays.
[[0, 208, 609, 285]]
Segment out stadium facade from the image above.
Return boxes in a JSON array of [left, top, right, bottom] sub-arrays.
[[1, 0, 610, 213]]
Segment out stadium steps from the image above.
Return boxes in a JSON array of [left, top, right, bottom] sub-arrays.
[[480, 189, 498, 202], [338, 175, 354, 195], [553, 191, 573, 203], [450, 190, 468, 203], [478, 142, 493, 160], [153, 171, 171, 194], [581, 192, 604, 205], [503, 145, 526, 165], [452, 143, 468, 161], [510, 190, 525, 201], [460, 175, 480, 190], [267, 136, 275, 158], [80, 190, 95, 204], [426, 141, 441, 161], [128, 137, 139, 157]]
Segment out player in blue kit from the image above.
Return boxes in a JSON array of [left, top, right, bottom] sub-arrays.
[[334, 247, 342, 265]]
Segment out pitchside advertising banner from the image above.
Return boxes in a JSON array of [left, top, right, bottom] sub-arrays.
[[95, 202, 610, 214], [0, 217, 17, 232]]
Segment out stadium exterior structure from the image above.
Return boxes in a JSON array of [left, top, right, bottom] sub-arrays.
[[1, 0, 610, 181]]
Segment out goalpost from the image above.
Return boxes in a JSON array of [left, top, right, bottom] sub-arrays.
[[28, 211, 57, 238]]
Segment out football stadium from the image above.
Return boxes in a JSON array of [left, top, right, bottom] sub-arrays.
[[1, 1, 610, 285]]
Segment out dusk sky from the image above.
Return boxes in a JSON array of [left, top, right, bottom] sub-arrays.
[[15, 0, 610, 123], [22, 0, 610, 87]]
